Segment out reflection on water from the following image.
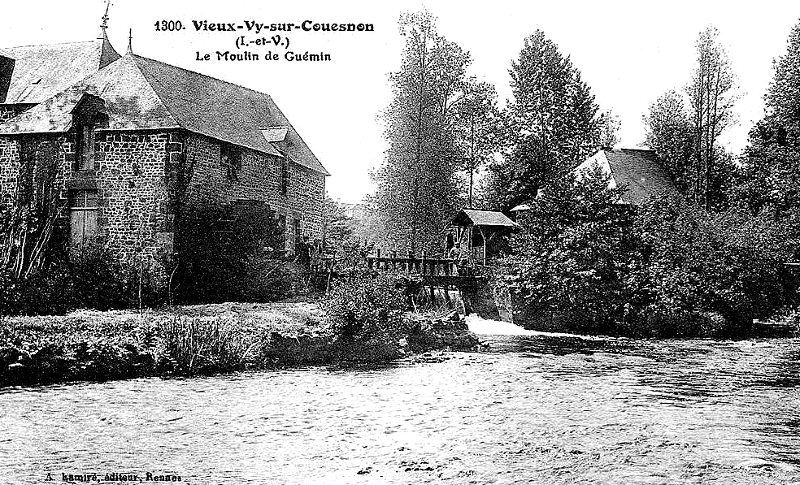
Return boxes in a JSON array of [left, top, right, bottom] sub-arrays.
[[1, 333, 799, 484]]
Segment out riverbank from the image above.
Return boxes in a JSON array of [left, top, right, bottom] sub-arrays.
[[0, 302, 480, 387], [3, 326, 798, 484]]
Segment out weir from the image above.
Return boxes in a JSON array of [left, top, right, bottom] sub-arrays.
[[364, 249, 512, 323]]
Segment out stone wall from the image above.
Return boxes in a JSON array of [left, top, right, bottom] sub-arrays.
[[0, 136, 20, 205], [1, 130, 173, 268], [81, 131, 174, 263], [183, 134, 326, 252], [0, 129, 326, 266]]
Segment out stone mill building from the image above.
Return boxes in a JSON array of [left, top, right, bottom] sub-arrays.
[[0, 29, 329, 269]]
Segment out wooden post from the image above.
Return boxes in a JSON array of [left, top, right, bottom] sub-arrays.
[[421, 250, 427, 275], [468, 225, 473, 264], [391, 250, 397, 270], [479, 227, 487, 266]]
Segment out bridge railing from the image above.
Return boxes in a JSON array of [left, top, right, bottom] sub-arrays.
[[367, 250, 458, 276]]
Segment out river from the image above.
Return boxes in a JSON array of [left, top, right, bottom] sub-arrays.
[[1, 319, 799, 484]]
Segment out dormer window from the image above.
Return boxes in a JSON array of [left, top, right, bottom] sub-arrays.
[[71, 93, 108, 172]]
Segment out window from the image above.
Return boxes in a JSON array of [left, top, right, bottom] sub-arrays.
[[293, 217, 301, 248], [280, 159, 289, 195], [71, 93, 107, 171], [221, 143, 242, 181], [75, 123, 95, 171], [69, 190, 99, 246]]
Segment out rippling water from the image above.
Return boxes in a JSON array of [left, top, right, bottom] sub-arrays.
[[2, 329, 800, 484]]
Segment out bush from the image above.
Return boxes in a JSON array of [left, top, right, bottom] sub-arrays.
[[322, 273, 408, 341], [629, 198, 794, 336], [0, 244, 168, 317], [502, 169, 636, 334], [503, 169, 796, 337], [174, 201, 298, 304]]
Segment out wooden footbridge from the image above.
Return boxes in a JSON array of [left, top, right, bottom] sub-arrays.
[[366, 249, 484, 288]]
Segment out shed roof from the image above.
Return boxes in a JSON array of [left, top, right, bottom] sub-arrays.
[[0, 51, 329, 175], [452, 209, 516, 228], [575, 148, 679, 205], [0, 38, 119, 104]]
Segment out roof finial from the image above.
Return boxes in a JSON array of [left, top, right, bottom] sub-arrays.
[[127, 28, 133, 53], [99, 0, 111, 39]]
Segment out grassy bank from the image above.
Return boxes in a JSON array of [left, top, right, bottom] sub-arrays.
[[0, 302, 480, 387]]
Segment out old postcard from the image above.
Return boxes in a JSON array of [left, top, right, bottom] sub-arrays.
[[1, 1, 799, 484]]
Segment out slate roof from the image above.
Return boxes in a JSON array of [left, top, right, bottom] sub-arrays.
[[0, 51, 329, 175], [452, 209, 517, 228], [0, 37, 119, 104], [575, 148, 679, 205]]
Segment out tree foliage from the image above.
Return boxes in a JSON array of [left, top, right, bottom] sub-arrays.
[[644, 26, 737, 210], [451, 78, 502, 207], [322, 197, 373, 272], [630, 199, 794, 334], [687, 26, 738, 210], [597, 110, 622, 149], [644, 90, 696, 193], [501, 168, 634, 333], [735, 21, 800, 216], [371, 11, 477, 254], [486, 30, 602, 210], [502, 169, 794, 337]]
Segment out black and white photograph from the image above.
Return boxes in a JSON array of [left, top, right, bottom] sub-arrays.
[[1, 1, 800, 483]]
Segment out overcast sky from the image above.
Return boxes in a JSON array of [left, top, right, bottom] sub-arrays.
[[3, 1, 800, 203]]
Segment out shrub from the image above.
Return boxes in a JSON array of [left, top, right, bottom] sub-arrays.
[[174, 201, 297, 303], [503, 169, 795, 337], [322, 273, 408, 341], [502, 169, 636, 334], [630, 198, 794, 336], [0, 243, 168, 317]]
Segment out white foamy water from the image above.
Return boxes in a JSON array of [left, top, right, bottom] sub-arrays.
[[465, 314, 535, 335], [465, 314, 606, 340]]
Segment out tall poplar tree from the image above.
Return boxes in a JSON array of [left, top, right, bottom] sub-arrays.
[[643, 26, 736, 210], [687, 26, 737, 210], [371, 11, 474, 254], [451, 78, 501, 207]]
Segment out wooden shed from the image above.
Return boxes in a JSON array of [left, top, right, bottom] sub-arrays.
[[450, 209, 516, 265]]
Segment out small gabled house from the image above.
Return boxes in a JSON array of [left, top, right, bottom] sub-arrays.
[[450, 209, 516, 264], [0, 31, 328, 270], [574, 148, 679, 205], [510, 148, 679, 217]]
